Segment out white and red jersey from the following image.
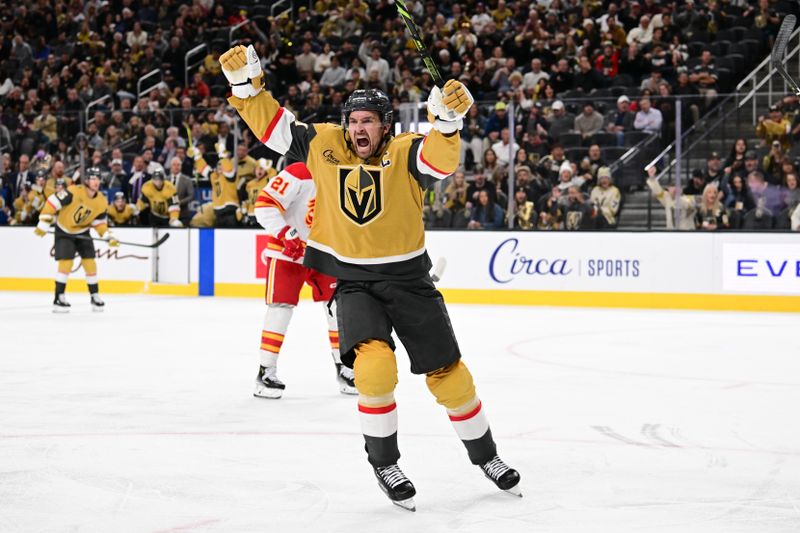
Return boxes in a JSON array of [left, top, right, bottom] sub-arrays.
[[254, 162, 316, 264]]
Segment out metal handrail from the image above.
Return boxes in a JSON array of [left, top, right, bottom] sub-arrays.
[[228, 19, 250, 46], [85, 95, 113, 126], [184, 44, 208, 88], [270, 0, 290, 17], [137, 69, 163, 100]]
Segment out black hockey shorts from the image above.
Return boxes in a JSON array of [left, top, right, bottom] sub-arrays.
[[54, 228, 95, 260], [215, 205, 239, 228], [334, 276, 462, 375]]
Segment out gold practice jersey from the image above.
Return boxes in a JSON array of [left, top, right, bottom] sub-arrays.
[[107, 203, 136, 225], [136, 181, 180, 221], [41, 184, 109, 235], [229, 91, 460, 280], [245, 175, 269, 216]]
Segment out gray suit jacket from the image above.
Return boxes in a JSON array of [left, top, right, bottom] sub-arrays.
[[169, 173, 195, 219]]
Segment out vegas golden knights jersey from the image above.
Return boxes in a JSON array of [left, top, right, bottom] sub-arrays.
[[195, 155, 241, 210], [245, 175, 269, 216], [44, 176, 73, 198], [136, 181, 180, 221], [41, 184, 109, 235], [107, 203, 136, 226], [229, 91, 460, 280]]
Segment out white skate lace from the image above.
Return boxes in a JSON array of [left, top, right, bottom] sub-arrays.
[[377, 465, 409, 488], [482, 456, 510, 480], [339, 365, 354, 380]]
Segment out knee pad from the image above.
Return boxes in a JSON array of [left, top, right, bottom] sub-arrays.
[[57, 259, 74, 273], [81, 258, 97, 275], [354, 340, 397, 398], [426, 360, 476, 410]]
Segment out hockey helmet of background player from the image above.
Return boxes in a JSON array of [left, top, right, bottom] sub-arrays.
[[85, 166, 102, 182], [341, 89, 393, 128], [151, 169, 166, 187], [35, 169, 47, 183]]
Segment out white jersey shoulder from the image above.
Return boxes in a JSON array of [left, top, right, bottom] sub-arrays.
[[254, 162, 316, 242]]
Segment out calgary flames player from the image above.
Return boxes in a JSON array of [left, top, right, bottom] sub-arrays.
[[33, 167, 119, 312], [252, 161, 356, 398]]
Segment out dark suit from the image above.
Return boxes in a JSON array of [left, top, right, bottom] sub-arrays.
[[10, 169, 32, 198]]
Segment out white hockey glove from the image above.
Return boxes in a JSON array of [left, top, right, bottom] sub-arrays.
[[34, 215, 52, 237], [103, 230, 120, 247], [427, 79, 474, 134], [169, 218, 184, 228], [220, 45, 264, 99]]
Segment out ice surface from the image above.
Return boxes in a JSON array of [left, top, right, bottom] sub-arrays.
[[1, 291, 799, 532]]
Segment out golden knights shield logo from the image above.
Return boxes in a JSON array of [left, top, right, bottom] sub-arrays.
[[338, 165, 383, 225], [72, 205, 93, 226]]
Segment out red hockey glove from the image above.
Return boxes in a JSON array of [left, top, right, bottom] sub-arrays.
[[277, 225, 304, 260]]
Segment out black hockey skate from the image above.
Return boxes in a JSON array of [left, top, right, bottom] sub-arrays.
[[53, 294, 71, 313], [90, 293, 105, 312], [480, 456, 522, 497], [335, 363, 357, 395], [374, 464, 416, 511], [254, 365, 285, 399]]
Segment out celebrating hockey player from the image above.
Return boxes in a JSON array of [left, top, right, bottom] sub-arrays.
[[136, 169, 183, 227], [252, 161, 356, 398], [190, 143, 241, 228], [33, 166, 119, 312], [222, 44, 520, 510]]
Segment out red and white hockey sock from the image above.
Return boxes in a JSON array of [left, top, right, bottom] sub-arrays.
[[259, 304, 293, 367], [447, 396, 497, 465], [359, 394, 400, 466]]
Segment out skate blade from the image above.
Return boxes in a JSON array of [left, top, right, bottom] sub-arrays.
[[253, 386, 284, 399], [91, 306, 105, 313], [53, 307, 70, 314], [339, 384, 358, 395], [391, 497, 416, 512], [504, 484, 523, 498]]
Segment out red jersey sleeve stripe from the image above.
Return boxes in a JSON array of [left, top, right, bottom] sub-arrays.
[[419, 136, 450, 176], [260, 107, 286, 144]]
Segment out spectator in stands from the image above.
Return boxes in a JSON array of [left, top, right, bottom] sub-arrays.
[[596, 42, 620, 80], [684, 169, 706, 195], [10, 154, 31, 199], [468, 189, 505, 230], [647, 166, 697, 230], [563, 185, 594, 230], [633, 97, 663, 134], [512, 188, 536, 230], [125, 155, 150, 204], [550, 59, 574, 95], [747, 170, 783, 216], [690, 50, 719, 110], [756, 105, 792, 150], [481, 149, 503, 183], [444, 171, 468, 216], [695, 184, 729, 230], [523, 58, 549, 92], [574, 56, 604, 93], [762, 140, 786, 185], [466, 173, 496, 206], [484, 101, 508, 142], [491, 128, 520, 169], [106, 159, 127, 189], [604, 95, 635, 146], [461, 105, 487, 171], [673, 71, 701, 126], [704, 152, 725, 189], [590, 167, 621, 226], [726, 174, 755, 229], [574, 102, 604, 141], [548, 100, 574, 141]]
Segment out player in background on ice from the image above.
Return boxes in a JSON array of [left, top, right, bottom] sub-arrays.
[[252, 161, 356, 398], [189, 143, 242, 228], [107, 191, 137, 226], [242, 157, 276, 226], [135, 169, 183, 227], [222, 44, 520, 510], [33, 167, 119, 312]]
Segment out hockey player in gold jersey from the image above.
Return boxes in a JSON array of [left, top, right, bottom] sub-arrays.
[[189, 143, 241, 227], [222, 45, 520, 509], [107, 191, 137, 226], [242, 158, 275, 225], [136, 169, 183, 227], [34, 167, 119, 312]]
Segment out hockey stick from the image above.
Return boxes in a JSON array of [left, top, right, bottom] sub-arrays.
[[772, 15, 800, 95], [430, 256, 447, 282], [47, 231, 171, 249], [395, 0, 444, 88]]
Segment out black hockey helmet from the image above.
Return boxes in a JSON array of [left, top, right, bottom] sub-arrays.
[[35, 169, 47, 181], [341, 89, 393, 128], [151, 169, 165, 181], [85, 166, 102, 180]]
